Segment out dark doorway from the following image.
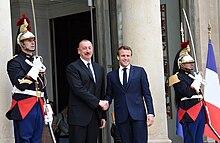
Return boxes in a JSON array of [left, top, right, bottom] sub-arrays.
[[52, 11, 93, 112]]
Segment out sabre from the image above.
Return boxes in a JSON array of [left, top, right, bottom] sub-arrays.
[[48, 122, 57, 143], [30, 0, 38, 55], [182, 8, 198, 72], [30, 0, 55, 142]]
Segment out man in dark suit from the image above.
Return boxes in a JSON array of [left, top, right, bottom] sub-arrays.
[[66, 39, 108, 143], [105, 46, 155, 143]]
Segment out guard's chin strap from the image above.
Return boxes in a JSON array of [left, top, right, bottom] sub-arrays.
[[21, 45, 35, 53], [180, 67, 192, 73]]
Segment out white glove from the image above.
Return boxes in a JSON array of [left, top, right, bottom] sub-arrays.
[[190, 72, 203, 93], [26, 56, 46, 80], [189, 72, 206, 85], [194, 72, 203, 82], [191, 79, 201, 93], [32, 56, 46, 72], [44, 103, 53, 125], [27, 66, 40, 81]]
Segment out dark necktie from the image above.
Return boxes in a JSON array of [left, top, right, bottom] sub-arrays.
[[123, 68, 127, 88], [87, 63, 94, 81]]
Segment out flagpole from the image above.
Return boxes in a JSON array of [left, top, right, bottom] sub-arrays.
[[208, 21, 211, 40]]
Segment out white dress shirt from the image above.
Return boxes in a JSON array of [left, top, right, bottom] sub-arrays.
[[119, 64, 130, 85], [80, 57, 96, 82]]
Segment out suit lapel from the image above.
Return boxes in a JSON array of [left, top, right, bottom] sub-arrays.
[[127, 65, 134, 89], [115, 67, 134, 90], [114, 68, 125, 90], [78, 59, 95, 82]]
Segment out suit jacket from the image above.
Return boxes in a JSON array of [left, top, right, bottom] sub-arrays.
[[66, 59, 106, 126], [105, 65, 155, 124]]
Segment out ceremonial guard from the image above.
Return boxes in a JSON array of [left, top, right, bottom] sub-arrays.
[[6, 14, 53, 143], [169, 40, 206, 143]]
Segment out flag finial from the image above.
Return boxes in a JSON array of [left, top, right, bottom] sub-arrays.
[[208, 21, 212, 40], [180, 22, 184, 42]]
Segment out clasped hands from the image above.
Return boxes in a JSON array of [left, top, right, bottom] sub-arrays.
[[99, 100, 109, 110]]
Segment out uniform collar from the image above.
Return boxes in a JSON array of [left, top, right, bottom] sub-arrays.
[[20, 51, 33, 59], [179, 69, 192, 75]]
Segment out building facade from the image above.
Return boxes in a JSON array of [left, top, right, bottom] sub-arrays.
[[0, 0, 220, 142]]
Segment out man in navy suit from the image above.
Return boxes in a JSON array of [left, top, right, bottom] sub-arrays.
[[105, 45, 155, 143], [66, 39, 108, 143]]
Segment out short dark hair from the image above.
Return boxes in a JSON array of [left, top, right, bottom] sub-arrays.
[[78, 39, 92, 47], [117, 45, 133, 56]]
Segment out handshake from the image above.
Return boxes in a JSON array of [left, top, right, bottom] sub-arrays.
[[99, 100, 109, 110]]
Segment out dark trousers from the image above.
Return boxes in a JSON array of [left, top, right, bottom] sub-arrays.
[[14, 102, 44, 143], [69, 112, 99, 143], [182, 106, 206, 143], [117, 114, 148, 143]]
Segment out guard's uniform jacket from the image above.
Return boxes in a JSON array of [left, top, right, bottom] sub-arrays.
[[170, 69, 206, 143], [172, 69, 203, 123], [6, 52, 47, 120]]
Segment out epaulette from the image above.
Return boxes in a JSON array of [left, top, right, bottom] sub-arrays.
[[8, 55, 18, 62], [168, 72, 180, 86]]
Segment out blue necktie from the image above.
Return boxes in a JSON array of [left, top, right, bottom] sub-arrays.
[[87, 63, 95, 81], [123, 68, 127, 88]]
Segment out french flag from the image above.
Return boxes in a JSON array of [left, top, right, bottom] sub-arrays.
[[203, 39, 220, 141]]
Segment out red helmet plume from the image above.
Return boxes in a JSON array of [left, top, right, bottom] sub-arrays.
[[181, 40, 190, 49], [16, 14, 31, 32]]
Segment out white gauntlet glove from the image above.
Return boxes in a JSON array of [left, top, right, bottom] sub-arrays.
[[26, 56, 46, 80], [44, 103, 53, 125], [190, 72, 204, 93], [191, 79, 201, 93], [27, 66, 39, 81], [32, 56, 46, 72]]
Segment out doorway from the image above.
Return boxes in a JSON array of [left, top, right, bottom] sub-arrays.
[[51, 11, 93, 112]]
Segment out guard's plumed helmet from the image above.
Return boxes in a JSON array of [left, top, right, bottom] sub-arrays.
[[15, 14, 35, 54], [177, 41, 195, 68]]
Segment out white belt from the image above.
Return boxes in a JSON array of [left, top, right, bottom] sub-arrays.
[[181, 94, 203, 101], [12, 86, 44, 97]]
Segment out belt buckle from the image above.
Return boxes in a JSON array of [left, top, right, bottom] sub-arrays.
[[36, 91, 41, 98]]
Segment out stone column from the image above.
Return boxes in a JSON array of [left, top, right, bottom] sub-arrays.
[[0, 0, 14, 142], [121, 0, 171, 142]]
